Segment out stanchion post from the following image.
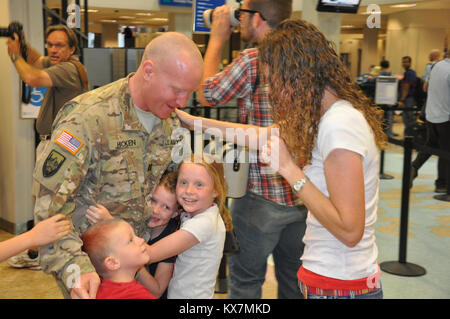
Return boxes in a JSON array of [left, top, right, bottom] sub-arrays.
[[379, 105, 393, 179], [399, 136, 413, 263], [380, 136, 426, 276]]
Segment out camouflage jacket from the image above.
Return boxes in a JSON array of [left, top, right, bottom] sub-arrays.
[[33, 74, 182, 289]]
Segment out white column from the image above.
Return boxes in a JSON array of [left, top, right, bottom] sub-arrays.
[[361, 26, 379, 75], [301, 0, 341, 53], [0, 0, 43, 234]]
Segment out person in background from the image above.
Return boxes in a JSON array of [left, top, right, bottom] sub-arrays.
[[197, 0, 307, 299], [410, 49, 445, 191], [422, 49, 441, 93], [81, 219, 155, 299], [423, 50, 450, 202], [398, 56, 418, 134]]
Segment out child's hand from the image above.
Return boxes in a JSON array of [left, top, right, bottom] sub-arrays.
[[86, 204, 113, 225], [28, 214, 71, 246]]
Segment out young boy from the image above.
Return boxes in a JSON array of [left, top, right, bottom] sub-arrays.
[[85, 171, 180, 298], [137, 171, 180, 298], [81, 219, 155, 299]]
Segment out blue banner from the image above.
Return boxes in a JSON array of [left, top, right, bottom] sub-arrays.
[[159, 0, 192, 7], [193, 0, 226, 33]]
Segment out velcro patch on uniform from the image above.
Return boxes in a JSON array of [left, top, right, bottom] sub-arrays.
[[42, 150, 66, 177], [55, 130, 84, 155]]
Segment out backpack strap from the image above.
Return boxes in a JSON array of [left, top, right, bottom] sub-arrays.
[[69, 59, 89, 92]]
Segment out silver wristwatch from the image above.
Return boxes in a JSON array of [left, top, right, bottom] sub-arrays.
[[10, 53, 20, 62], [293, 176, 308, 192]]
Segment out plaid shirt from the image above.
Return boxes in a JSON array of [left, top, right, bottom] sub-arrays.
[[203, 48, 302, 207]]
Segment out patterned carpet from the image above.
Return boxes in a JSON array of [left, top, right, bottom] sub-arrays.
[[375, 145, 450, 299]]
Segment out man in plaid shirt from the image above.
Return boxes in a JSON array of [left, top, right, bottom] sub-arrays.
[[197, 0, 306, 299]]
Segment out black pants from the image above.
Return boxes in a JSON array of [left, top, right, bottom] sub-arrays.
[[434, 121, 450, 194], [411, 120, 447, 188]]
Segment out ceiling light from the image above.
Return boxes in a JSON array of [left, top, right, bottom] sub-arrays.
[[81, 9, 99, 13], [100, 19, 117, 23], [119, 16, 135, 19], [149, 18, 168, 22], [390, 3, 417, 8], [341, 25, 354, 28], [361, 11, 381, 15], [136, 12, 153, 16]]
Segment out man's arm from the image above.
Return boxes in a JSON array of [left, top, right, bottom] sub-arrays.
[[197, 5, 233, 106], [8, 34, 52, 87]]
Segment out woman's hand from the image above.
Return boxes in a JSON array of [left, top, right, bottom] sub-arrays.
[[175, 108, 199, 130], [259, 133, 297, 178], [86, 204, 113, 225]]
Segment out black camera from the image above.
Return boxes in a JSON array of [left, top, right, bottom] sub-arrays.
[[1, 21, 31, 103], [0, 21, 24, 39]]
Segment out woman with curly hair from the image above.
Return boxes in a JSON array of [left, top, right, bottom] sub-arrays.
[[175, 18, 386, 299], [258, 19, 386, 299]]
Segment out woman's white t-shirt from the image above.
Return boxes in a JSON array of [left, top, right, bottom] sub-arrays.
[[167, 204, 225, 299], [302, 100, 380, 280]]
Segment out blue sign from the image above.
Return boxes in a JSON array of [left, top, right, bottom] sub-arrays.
[[25, 86, 47, 107], [193, 0, 226, 33], [159, 0, 192, 7]]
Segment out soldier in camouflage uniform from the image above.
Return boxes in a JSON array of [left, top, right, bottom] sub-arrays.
[[32, 32, 203, 299]]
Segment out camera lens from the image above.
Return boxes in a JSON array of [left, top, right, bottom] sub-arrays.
[[0, 28, 11, 38], [203, 8, 240, 29]]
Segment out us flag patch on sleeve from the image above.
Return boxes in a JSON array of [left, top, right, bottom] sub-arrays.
[[55, 129, 84, 155]]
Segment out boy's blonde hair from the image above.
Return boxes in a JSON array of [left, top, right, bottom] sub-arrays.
[[182, 154, 233, 232]]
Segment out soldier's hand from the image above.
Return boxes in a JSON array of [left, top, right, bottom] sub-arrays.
[[70, 272, 100, 299]]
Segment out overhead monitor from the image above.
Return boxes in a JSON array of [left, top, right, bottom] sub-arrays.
[[316, 0, 361, 14]]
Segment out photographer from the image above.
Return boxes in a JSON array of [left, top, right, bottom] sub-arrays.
[[7, 24, 88, 144], [6, 24, 88, 271]]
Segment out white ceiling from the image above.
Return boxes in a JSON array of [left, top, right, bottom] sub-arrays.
[[44, 0, 450, 31]]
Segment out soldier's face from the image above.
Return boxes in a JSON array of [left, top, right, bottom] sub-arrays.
[[142, 57, 202, 119]]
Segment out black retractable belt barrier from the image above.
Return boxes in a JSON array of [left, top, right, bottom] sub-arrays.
[[378, 103, 394, 179], [380, 136, 427, 276], [380, 128, 450, 276]]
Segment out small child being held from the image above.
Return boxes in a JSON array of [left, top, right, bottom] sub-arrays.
[[0, 214, 70, 263], [81, 218, 155, 299]]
